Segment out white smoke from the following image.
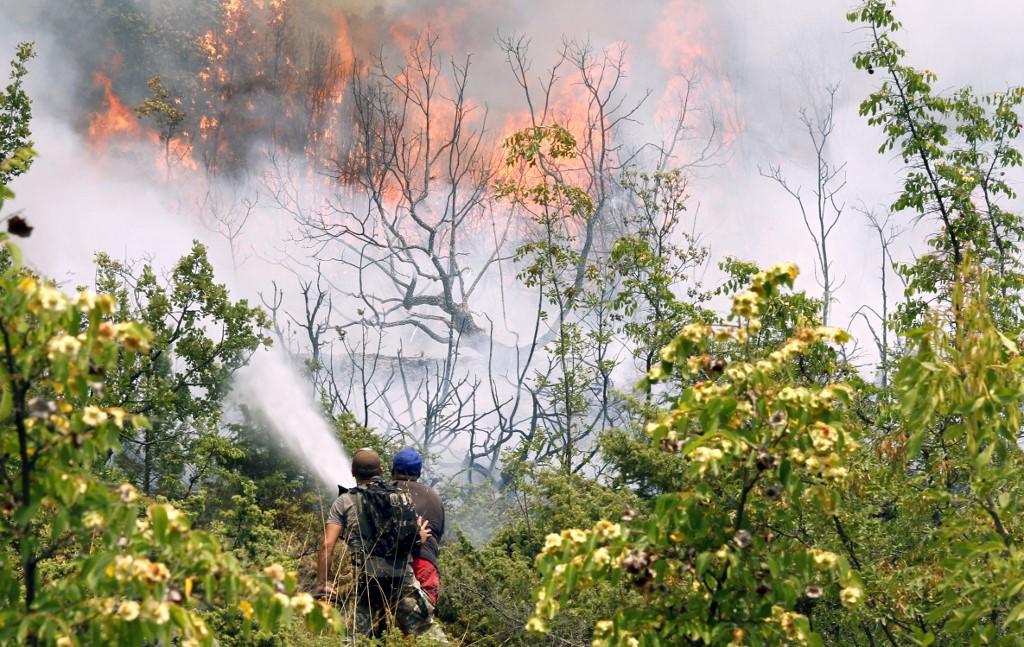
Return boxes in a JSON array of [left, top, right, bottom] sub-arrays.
[[232, 346, 355, 489]]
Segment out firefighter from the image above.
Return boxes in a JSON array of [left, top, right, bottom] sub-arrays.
[[315, 448, 433, 637], [390, 447, 445, 606]]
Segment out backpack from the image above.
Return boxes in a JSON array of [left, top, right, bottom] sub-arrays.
[[351, 479, 419, 564]]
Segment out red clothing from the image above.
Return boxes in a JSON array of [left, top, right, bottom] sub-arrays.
[[412, 557, 440, 604]]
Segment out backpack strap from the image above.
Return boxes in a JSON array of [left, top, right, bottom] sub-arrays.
[[347, 486, 372, 569]]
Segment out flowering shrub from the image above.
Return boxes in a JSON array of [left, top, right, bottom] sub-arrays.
[[528, 265, 862, 646], [0, 159, 341, 645]]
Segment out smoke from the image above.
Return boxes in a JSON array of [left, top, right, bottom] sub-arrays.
[[2, 0, 1024, 475], [232, 346, 355, 489], [2, 111, 354, 488]]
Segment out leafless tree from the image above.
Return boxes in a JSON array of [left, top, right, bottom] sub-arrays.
[[453, 36, 723, 474], [499, 35, 652, 301], [199, 186, 256, 270], [761, 84, 847, 325], [297, 35, 509, 344], [258, 32, 514, 462], [851, 207, 903, 388], [256, 27, 726, 481], [653, 71, 727, 173]]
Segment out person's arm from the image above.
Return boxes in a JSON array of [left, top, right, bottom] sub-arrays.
[[316, 523, 343, 594]]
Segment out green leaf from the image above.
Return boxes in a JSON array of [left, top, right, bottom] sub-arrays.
[[151, 505, 168, 541], [49, 510, 68, 542], [695, 552, 713, 575], [907, 429, 926, 460], [778, 458, 792, 486], [1005, 599, 1024, 628], [3, 241, 21, 271], [81, 554, 113, 587], [0, 380, 10, 421]]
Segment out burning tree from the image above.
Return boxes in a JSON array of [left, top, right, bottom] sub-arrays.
[[135, 76, 188, 177]]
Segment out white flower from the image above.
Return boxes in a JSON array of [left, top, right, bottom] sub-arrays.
[[115, 322, 151, 352], [143, 561, 170, 583], [841, 586, 863, 607], [47, 334, 81, 360], [74, 289, 98, 312], [689, 446, 724, 463], [116, 599, 140, 621], [82, 406, 108, 427], [108, 408, 128, 429], [542, 533, 564, 555], [562, 528, 588, 544], [826, 466, 849, 481], [593, 519, 622, 540], [731, 291, 760, 318], [97, 321, 116, 341], [811, 549, 838, 569], [117, 482, 139, 502], [810, 422, 838, 453], [110, 555, 133, 581], [165, 505, 182, 524], [291, 592, 315, 615], [143, 599, 170, 624], [38, 286, 68, 312]]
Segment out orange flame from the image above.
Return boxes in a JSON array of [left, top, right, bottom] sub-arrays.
[[387, 5, 467, 55], [649, 0, 742, 153], [163, 137, 199, 173], [87, 71, 143, 145], [86, 0, 740, 189], [88, 69, 199, 175]]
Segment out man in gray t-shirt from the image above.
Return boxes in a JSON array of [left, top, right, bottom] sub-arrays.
[[315, 448, 433, 637]]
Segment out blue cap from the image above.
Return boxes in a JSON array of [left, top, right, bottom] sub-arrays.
[[392, 447, 423, 477]]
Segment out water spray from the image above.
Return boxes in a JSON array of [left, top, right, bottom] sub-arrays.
[[232, 346, 355, 489]]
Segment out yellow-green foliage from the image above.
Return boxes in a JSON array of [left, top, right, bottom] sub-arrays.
[[529, 265, 860, 646], [0, 154, 341, 645]]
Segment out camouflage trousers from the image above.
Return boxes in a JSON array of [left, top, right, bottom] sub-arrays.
[[352, 571, 434, 638]]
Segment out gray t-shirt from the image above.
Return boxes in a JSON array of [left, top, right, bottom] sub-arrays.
[[327, 491, 411, 579]]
